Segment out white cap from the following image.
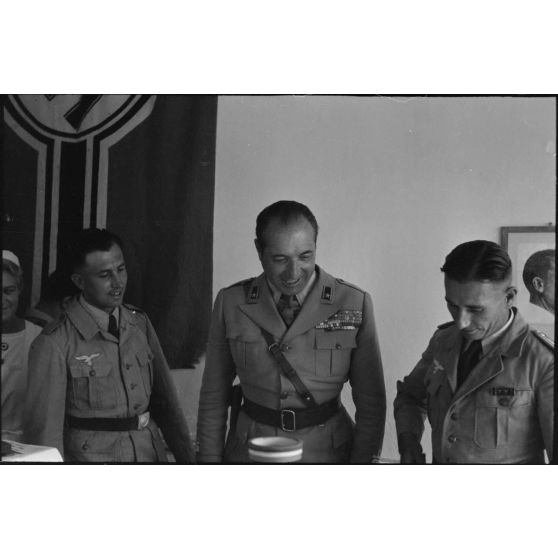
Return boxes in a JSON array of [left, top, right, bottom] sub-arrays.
[[2, 250, 21, 268]]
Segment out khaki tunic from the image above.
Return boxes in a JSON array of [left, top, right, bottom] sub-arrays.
[[197, 267, 386, 463], [394, 310, 554, 464], [23, 299, 194, 463]]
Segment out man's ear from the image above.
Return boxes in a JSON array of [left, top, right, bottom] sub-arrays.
[[254, 238, 263, 260], [532, 276, 544, 293], [505, 286, 518, 306], [71, 273, 84, 292]]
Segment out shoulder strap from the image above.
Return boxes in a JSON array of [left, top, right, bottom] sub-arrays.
[[259, 328, 317, 408]]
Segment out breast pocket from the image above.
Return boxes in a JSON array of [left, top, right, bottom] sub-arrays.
[[314, 330, 358, 377], [226, 326, 265, 371], [68, 362, 117, 410], [136, 349, 154, 395], [473, 387, 534, 449]]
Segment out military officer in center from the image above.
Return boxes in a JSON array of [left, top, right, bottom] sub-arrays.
[[394, 240, 554, 464], [197, 200, 386, 463]]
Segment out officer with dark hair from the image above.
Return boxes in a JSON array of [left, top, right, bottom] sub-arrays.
[[23, 228, 195, 462], [197, 200, 386, 463], [394, 240, 554, 464]]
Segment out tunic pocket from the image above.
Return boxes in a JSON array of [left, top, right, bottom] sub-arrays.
[[472, 388, 533, 449], [69, 362, 117, 410], [474, 387, 534, 449], [136, 350, 154, 394], [314, 330, 357, 377]]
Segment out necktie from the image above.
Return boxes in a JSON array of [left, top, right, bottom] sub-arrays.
[[277, 294, 301, 326], [108, 313, 119, 339], [457, 339, 482, 387]]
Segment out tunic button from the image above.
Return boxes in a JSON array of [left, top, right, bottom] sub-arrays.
[[130, 383, 137, 390], [335, 343, 342, 350], [448, 435, 457, 443], [281, 344, 290, 351], [89, 370, 96, 377], [280, 391, 288, 399], [450, 413, 458, 421], [125, 363, 132, 370]]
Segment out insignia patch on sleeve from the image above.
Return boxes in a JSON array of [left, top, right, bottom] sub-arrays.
[[316, 310, 362, 331]]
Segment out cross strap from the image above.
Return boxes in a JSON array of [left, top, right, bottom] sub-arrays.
[[259, 328, 317, 408]]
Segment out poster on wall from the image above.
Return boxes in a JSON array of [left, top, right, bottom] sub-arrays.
[[501, 225, 555, 338]]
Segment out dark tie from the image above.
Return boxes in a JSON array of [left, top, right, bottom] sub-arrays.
[[108, 313, 119, 339], [457, 339, 482, 387], [277, 294, 301, 326]]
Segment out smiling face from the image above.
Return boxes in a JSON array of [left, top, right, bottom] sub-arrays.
[[71, 243, 127, 314], [444, 277, 515, 341], [256, 217, 316, 296]]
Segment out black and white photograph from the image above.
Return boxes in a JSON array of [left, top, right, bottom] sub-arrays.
[[1, 4, 557, 558]]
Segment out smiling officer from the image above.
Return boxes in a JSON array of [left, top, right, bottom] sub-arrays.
[[394, 240, 554, 464], [197, 200, 386, 463], [23, 228, 194, 462]]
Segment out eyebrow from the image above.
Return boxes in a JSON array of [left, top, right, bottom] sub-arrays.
[[445, 297, 483, 310]]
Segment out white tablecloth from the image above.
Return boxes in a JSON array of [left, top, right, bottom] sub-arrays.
[[1, 440, 63, 462]]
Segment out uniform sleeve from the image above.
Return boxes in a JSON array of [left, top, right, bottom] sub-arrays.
[[196, 290, 236, 463], [393, 335, 437, 450], [536, 358, 554, 462], [348, 292, 387, 463], [23, 333, 68, 457], [145, 314, 196, 464]]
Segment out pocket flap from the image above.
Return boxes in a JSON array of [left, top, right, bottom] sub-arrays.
[[315, 330, 358, 350], [69, 362, 111, 378], [136, 350, 154, 366]]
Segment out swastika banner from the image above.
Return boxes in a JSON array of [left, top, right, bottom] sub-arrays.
[[2, 94, 217, 368]]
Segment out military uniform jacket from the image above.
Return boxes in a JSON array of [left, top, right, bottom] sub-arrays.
[[197, 266, 386, 463], [23, 299, 195, 463], [394, 310, 554, 464]]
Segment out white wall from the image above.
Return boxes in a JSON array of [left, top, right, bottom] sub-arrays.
[[212, 95, 555, 461]]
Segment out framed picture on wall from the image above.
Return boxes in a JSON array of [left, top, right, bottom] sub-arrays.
[[500, 225, 555, 335]]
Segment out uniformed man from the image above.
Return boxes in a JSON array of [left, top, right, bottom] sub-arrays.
[[522, 249, 555, 340], [394, 240, 554, 464], [23, 228, 195, 463], [197, 200, 386, 463]]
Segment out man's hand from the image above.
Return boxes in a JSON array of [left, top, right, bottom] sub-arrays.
[[398, 432, 426, 464]]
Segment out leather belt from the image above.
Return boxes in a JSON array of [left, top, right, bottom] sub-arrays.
[[243, 397, 340, 432], [65, 412, 150, 432]]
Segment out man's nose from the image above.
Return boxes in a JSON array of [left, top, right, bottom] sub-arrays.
[[285, 260, 299, 279], [456, 310, 471, 330]]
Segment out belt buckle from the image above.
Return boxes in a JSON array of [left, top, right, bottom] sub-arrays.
[[137, 411, 150, 430], [280, 409, 296, 432]]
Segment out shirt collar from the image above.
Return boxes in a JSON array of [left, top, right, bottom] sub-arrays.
[[79, 295, 120, 332], [477, 308, 514, 352], [267, 269, 317, 306]]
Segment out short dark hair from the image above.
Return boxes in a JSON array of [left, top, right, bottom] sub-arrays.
[[67, 228, 124, 272], [41, 268, 80, 302], [255, 201, 318, 249], [441, 240, 512, 283], [522, 249, 555, 294]]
